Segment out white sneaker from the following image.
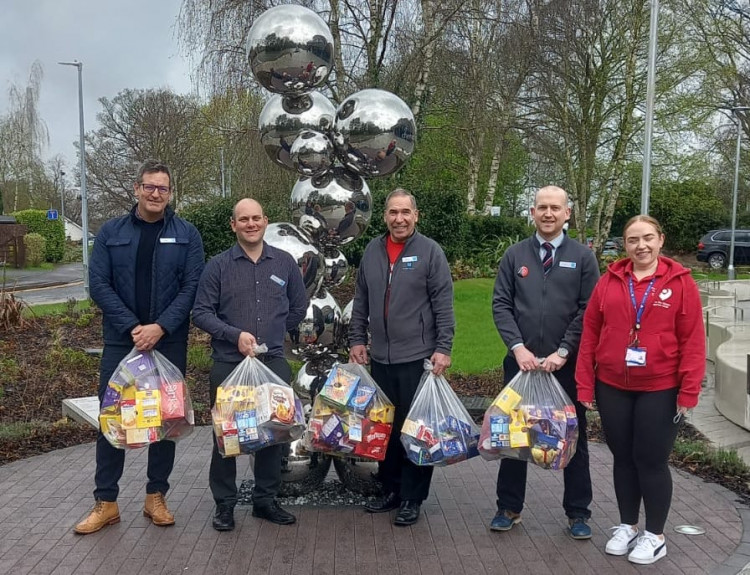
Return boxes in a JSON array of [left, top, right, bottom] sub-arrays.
[[628, 531, 667, 565], [605, 524, 639, 555]]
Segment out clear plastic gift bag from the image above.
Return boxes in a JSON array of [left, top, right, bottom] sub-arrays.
[[211, 346, 305, 457], [301, 362, 395, 461], [399, 360, 481, 467], [99, 348, 195, 450], [479, 369, 578, 470]]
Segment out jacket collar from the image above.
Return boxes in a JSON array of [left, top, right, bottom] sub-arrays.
[[129, 203, 174, 224]]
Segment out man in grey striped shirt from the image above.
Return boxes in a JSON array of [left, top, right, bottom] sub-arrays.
[[192, 198, 307, 531]]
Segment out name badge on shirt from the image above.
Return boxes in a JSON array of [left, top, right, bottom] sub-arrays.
[[402, 256, 418, 263], [559, 261, 576, 269], [625, 347, 647, 367], [270, 274, 286, 287], [159, 237, 176, 244]]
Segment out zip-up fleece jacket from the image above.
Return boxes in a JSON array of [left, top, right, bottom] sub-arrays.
[[493, 234, 599, 359], [89, 205, 205, 346], [349, 231, 454, 364], [575, 256, 705, 408]]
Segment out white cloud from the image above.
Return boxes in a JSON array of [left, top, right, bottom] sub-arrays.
[[0, 0, 194, 170]]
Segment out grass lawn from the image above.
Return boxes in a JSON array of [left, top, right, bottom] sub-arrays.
[[451, 278, 505, 374], [692, 270, 750, 281], [23, 300, 92, 318]]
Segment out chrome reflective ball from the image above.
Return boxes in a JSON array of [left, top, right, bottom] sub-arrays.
[[323, 249, 348, 287], [296, 288, 341, 347], [246, 5, 334, 95], [292, 358, 337, 401], [290, 167, 372, 245], [333, 89, 416, 177], [264, 222, 324, 298], [259, 93, 336, 171], [290, 129, 335, 177]]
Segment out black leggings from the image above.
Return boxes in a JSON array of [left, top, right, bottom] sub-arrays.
[[595, 381, 680, 535]]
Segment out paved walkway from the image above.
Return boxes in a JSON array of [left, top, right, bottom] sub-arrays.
[[0, 425, 747, 575]]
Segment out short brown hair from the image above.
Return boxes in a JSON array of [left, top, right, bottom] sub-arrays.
[[623, 215, 664, 237], [136, 159, 172, 188]]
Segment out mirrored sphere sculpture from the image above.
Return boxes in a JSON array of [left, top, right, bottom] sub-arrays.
[[246, 4, 333, 95], [290, 167, 372, 246], [290, 129, 335, 177], [333, 89, 416, 178], [323, 249, 348, 287], [264, 222, 324, 298], [259, 92, 336, 170], [294, 288, 342, 347]]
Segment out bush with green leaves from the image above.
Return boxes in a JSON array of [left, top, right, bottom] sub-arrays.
[[180, 197, 236, 259], [613, 179, 727, 252], [12, 210, 65, 262], [23, 233, 46, 267]]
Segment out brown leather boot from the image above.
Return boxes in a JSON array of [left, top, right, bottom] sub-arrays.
[[74, 500, 120, 534], [143, 492, 175, 526]]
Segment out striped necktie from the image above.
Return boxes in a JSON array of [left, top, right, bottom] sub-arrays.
[[542, 242, 554, 275]]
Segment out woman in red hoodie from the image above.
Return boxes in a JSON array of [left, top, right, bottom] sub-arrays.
[[576, 215, 705, 566]]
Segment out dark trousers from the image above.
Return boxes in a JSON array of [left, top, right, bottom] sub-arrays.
[[496, 355, 592, 519], [208, 356, 291, 509], [94, 341, 186, 502], [371, 359, 434, 503], [596, 382, 680, 534]]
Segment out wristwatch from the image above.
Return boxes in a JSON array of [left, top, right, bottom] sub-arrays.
[[557, 347, 569, 359]]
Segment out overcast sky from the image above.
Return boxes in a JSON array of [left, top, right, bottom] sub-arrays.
[[0, 0, 194, 171]]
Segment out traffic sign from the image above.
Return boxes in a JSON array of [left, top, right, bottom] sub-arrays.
[[47, 209, 59, 220]]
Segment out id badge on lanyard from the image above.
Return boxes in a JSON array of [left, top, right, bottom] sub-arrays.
[[625, 276, 656, 368]]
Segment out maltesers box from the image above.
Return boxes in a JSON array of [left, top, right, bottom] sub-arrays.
[[160, 379, 186, 420]]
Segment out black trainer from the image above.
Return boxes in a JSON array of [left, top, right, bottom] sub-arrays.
[[364, 492, 401, 514], [252, 501, 296, 525], [212, 505, 235, 531]]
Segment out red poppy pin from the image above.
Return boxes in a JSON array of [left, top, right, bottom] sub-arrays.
[[517, 266, 529, 278]]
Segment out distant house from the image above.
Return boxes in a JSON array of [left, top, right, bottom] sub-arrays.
[[64, 217, 95, 243]]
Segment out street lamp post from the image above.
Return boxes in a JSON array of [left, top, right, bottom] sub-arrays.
[[728, 106, 750, 280], [641, 0, 659, 216], [58, 60, 89, 298], [59, 170, 66, 222]]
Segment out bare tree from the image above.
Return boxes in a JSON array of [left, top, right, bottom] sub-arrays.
[[1, 61, 49, 211], [84, 89, 212, 220]]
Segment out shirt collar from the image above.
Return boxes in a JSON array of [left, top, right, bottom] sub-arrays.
[[231, 242, 273, 261], [535, 232, 564, 249]]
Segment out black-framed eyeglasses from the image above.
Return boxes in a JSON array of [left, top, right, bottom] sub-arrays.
[[140, 183, 171, 195]]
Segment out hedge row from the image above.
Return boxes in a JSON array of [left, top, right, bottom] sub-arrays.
[[13, 210, 65, 263]]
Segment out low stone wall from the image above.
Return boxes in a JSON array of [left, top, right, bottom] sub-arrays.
[[702, 280, 750, 429]]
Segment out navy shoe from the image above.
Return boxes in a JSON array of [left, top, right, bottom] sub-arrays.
[[490, 510, 521, 531], [569, 517, 592, 540]]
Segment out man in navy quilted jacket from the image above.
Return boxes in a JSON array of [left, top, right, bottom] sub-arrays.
[[74, 160, 205, 535]]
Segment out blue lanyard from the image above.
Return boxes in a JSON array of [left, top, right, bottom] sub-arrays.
[[628, 276, 656, 330]]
